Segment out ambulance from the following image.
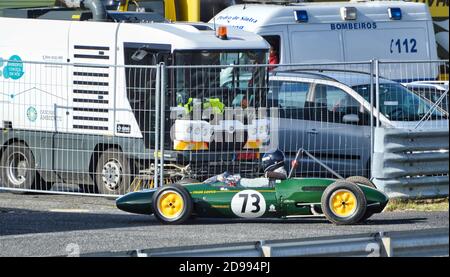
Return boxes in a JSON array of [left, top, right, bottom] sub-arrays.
[[212, 0, 440, 81]]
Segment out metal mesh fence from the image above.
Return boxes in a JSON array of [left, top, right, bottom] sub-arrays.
[[0, 61, 160, 196], [377, 60, 449, 130], [164, 62, 376, 181], [0, 59, 448, 197]]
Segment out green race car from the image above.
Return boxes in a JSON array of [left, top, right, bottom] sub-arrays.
[[116, 150, 389, 225]]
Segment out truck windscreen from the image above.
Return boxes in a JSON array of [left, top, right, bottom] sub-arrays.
[[173, 50, 268, 108]]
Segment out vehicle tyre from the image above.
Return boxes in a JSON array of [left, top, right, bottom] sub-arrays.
[[345, 176, 377, 221], [345, 176, 377, 189], [321, 181, 367, 225], [152, 184, 193, 225], [95, 149, 132, 195], [0, 142, 39, 192]]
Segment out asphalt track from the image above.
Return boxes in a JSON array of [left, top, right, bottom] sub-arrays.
[[0, 191, 448, 257]]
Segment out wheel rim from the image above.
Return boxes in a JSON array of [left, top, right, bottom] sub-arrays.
[[329, 189, 358, 218], [101, 159, 122, 191], [157, 191, 185, 220], [7, 152, 29, 186]]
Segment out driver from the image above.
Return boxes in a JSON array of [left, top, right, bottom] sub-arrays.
[[262, 150, 288, 180], [204, 150, 288, 187]]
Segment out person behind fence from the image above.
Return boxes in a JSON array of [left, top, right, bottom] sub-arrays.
[[262, 149, 287, 180], [268, 46, 279, 71]]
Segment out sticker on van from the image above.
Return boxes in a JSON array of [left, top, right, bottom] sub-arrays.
[[0, 55, 25, 80], [330, 22, 377, 31]]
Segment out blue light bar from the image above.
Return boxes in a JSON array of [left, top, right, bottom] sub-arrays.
[[388, 7, 402, 20], [294, 10, 308, 23]]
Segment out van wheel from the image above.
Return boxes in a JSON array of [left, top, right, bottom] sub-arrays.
[[321, 181, 367, 225], [152, 184, 193, 225], [0, 142, 39, 192], [95, 149, 132, 195]]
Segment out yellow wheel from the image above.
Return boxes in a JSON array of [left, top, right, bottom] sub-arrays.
[[346, 176, 377, 221], [321, 181, 367, 225], [157, 191, 185, 220], [152, 184, 193, 224], [329, 190, 358, 218]]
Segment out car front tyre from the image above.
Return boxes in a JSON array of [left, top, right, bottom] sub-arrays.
[[321, 181, 367, 225], [152, 184, 193, 225]]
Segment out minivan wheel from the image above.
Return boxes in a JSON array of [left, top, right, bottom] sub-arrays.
[[95, 149, 132, 195]]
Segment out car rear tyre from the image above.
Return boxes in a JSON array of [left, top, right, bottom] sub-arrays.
[[152, 184, 193, 225], [95, 149, 132, 195], [346, 176, 377, 221], [321, 181, 367, 225], [0, 142, 45, 193]]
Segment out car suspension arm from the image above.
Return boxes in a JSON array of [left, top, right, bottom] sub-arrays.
[[288, 148, 343, 180]]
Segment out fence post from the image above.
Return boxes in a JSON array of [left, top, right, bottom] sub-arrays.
[[374, 59, 381, 128], [370, 60, 375, 179], [154, 64, 161, 188], [159, 63, 166, 187]]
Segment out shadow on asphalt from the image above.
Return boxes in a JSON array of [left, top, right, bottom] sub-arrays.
[[100, 214, 429, 227], [0, 208, 149, 236], [0, 207, 428, 236]]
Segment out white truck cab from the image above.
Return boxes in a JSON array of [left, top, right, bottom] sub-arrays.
[[212, 0, 440, 81]]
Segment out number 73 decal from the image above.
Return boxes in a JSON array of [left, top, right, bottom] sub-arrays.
[[231, 190, 267, 218]]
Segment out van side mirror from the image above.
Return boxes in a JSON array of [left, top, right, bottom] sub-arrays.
[[342, 114, 360, 124]]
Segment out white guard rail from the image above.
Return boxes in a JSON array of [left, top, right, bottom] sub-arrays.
[[81, 228, 449, 257], [372, 127, 449, 198]]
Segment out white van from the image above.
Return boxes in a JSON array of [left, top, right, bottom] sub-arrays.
[[212, 0, 440, 81]]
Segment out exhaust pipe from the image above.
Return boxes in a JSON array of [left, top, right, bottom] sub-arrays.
[[62, 0, 107, 21]]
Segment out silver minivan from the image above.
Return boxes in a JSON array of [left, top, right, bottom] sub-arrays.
[[268, 70, 448, 178]]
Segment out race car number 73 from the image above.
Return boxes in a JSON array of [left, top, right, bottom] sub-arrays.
[[231, 190, 267, 218]]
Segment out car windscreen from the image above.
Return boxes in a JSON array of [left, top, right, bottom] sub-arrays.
[[352, 83, 446, 121]]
